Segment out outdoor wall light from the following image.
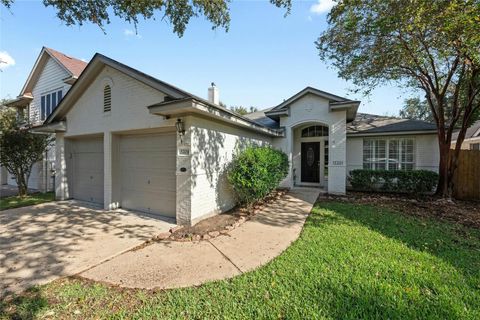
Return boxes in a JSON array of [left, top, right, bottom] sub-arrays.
[[175, 118, 185, 135]]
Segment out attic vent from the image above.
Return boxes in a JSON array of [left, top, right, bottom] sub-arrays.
[[103, 85, 111, 112]]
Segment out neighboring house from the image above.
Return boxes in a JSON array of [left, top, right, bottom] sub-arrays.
[[451, 120, 480, 150], [3, 47, 87, 191], [35, 52, 440, 225]]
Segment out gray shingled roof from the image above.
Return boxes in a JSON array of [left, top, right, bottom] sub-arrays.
[[347, 113, 437, 134], [243, 108, 280, 129], [244, 110, 438, 134]]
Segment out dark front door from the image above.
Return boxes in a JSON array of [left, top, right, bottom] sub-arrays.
[[301, 142, 320, 183]]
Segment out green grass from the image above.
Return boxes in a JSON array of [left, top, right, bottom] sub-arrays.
[[0, 192, 55, 210], [2, 201, 480, 319]]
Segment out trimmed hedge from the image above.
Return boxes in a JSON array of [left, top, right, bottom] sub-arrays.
[[227, 146, 289, 205], [348, 169, 439, 193]]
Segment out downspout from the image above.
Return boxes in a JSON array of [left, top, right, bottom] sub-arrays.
[[44, 150, 48, 192]]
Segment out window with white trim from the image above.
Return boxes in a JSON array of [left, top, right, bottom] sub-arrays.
[[40, 89, 62, 120], [103, 85, 111, 112], [363, 138, 415, 170], [471, 143, 480, 150]]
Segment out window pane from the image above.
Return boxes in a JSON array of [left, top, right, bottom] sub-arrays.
[[41, 96, 46, 120], [58, 90, 62, 102], [46, 94, 51, 116], [389, 140, 399, 170], [363, 140, 373, 169], [376, 140, 386, 170], [52, 92, 57, 109]]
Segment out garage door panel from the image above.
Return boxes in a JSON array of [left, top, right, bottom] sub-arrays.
[[75, 154, 103, 171], [119, 133, 176, 218], [120, 135, 176, 151], [71, 138, 104, 205], [121, 154, 175, 170]]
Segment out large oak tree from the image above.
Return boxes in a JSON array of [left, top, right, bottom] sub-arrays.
[[316, 0, 480, 197]]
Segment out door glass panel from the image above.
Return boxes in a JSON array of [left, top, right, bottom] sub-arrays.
[[307, 147, 315, 166]]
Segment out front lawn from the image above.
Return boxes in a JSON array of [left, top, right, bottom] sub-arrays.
[[2, 201, 479, 319], [0, 192, 55, 211]]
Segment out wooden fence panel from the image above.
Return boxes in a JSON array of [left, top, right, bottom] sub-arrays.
[[452, 150, 480, 201]]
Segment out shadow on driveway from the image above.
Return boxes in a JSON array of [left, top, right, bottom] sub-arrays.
[[0, 200, 175, 298]]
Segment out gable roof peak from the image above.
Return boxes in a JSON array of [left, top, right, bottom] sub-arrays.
[[44, 47, 87, 78]]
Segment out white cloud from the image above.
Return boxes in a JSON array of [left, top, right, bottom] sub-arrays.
[[0, 51, 15, 70], [310, 0, 336, 14], [124, 28, 142, 39]]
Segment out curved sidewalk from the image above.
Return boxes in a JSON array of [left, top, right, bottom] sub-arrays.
[[80, 188, 320, 289]]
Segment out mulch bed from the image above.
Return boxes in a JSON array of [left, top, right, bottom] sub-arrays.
[[165, 189, 289, 242], [323, 191, 480, 230]]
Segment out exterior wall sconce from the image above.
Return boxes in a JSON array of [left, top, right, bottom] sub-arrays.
[[175, 118, 185, 135], [175, 118, 185, 143]]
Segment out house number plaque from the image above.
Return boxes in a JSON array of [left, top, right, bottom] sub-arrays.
[[178, 148, 190, 156]]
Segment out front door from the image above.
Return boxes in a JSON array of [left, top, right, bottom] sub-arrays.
[[301, 142, 320, 183]]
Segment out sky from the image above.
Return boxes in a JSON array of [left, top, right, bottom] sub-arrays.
[[0, 0, 412, 115]]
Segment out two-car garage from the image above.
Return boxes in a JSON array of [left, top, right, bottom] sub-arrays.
[[67, 132, 176, 219]]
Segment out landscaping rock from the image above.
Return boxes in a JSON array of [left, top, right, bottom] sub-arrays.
[[169, 226, 183, 233], [208, 231, 220, 237], [202, 234, 211, 240], [155, 232, 171, 240]]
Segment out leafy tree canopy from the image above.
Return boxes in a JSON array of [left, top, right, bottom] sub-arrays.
[[0, 103, 52, 196], [316, 0, 480, 197], [399, 98, 433, 122], [1, 0, 292, 37], [230, 105, 258, 116]]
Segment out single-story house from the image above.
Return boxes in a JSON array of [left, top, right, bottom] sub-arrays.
[[23, 52, 439, 225]]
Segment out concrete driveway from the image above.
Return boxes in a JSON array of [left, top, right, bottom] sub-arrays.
[[0, 201, 175, 297]]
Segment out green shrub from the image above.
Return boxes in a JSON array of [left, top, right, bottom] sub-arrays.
[[227, 146, 289, 205], [348, 169, 438, 193]]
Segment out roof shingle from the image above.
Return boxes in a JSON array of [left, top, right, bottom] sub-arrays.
[[45, 47, 87, 77]]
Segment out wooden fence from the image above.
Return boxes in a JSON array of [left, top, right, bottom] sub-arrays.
[[452, 150, 480, 201]]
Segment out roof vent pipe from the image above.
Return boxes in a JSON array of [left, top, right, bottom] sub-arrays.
[[208, 82, 219, 105]]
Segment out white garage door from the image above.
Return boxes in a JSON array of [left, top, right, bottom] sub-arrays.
[[71, 137, 104, 204], [119, 133, 176, 217]]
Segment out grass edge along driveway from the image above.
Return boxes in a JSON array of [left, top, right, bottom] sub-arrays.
[[1, 201, 479, 319], [0, 192, 54, 211]]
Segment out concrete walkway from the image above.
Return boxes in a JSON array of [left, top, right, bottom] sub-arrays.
[[81, 188, 320, 289]]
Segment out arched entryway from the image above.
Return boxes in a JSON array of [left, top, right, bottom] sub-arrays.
[[292, 122, 329, 187]]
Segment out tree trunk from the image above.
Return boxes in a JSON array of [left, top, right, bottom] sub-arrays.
[[435, 140, 451, 197], [16, 168, 28, 197]]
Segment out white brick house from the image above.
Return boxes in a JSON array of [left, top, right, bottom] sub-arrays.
[[13, 50, 439, 225]]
